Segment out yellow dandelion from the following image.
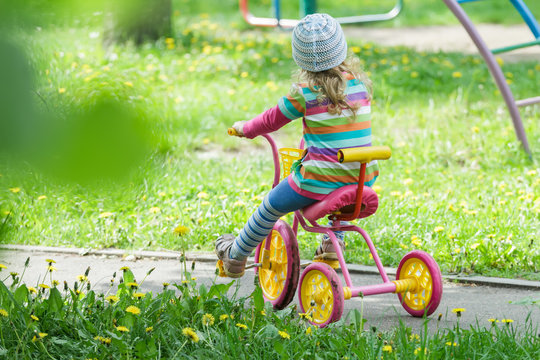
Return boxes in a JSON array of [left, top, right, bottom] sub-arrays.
[[38, 332, 47, 339], [411, 71, 419, 78], [414, 347, 426, 356], [445, 342, 457, 346], [99, 212, 114, 218], [47, 266, 57, 272], [403, 178, 414, 186], [31, 315, 39, 321], [410, 333, 420, 341], [197, 191, 209, 199], [58, 88, 66, 94], [219, 314, 229, 321], [501, 319, 514, 323], [182, 327, 199, 342], [116, 326, 129, 333], [9, 187, 20, 193], [37, 195, 47, 200], [488, 318, 498, 323], [471, 126, 480, 133], [306, 327, 312, 335], [278, 330, 290, 339], [45, 259, 56, 264], [125, 305, 141, 315], [452, 71, 462, 78], [124, 81, 133, 87], [52, 280, 59, 287], [126, 282, 139, 289], [105, 295, 119, 303], [146, 326, 153, 332], [77, 275, 87, 282], [202, 313, 215, 326], [133, 292, 145, 299], [38, 284, 50, 289], [452, 308, 465, 317], [236, 323, 247, 329], [411, 236, 422, 247], [382, 345, 393, 353], [28, 287, 37, 294], [351, 46, 361, 53], [0, 264, 6, 270], [120, 266, 130, 271], [260, 310, 266, 316], [434, 226, 444, 233], [173, 225, 190, 236], [0, 309, 8, 317]]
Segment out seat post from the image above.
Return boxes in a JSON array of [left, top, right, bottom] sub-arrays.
[[335, 163, 366, 221]]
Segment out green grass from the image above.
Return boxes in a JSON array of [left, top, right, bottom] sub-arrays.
[[0, 260, 538, 359], [0, 1, 539, 280]]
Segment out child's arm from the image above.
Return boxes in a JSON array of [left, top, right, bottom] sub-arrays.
[[233, 85, 306, 139]]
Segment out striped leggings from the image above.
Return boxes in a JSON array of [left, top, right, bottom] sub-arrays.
[[229, 178, 317, 260]]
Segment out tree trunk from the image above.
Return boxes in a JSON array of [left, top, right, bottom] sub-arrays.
[[104, 0, 172, 46]]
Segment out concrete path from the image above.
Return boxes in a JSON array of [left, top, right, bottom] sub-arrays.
[[344, 24, 540, 63], [1, 246, 538, 333]]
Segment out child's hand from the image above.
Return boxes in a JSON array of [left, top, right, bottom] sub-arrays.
[[231, 121, 246, 137]]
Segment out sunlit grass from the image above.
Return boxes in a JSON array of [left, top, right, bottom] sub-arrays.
[[0, 3, 539, 280]]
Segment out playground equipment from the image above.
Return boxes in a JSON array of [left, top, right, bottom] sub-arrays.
[[239, 0, 403, 28], [218, 129, 443, 327], [443, 0, 540, 156]]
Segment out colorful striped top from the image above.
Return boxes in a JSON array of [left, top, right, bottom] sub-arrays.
[[243, 74, 379, 200]]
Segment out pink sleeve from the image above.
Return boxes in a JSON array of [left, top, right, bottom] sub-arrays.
[[243, 105, 292, 139]]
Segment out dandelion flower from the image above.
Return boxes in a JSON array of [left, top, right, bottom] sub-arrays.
[[105, 295, 119, 303], [125, 305, 141, 315], [174, 225, 190, 236], [434, 226, 444, 233], [220, 314, 229, 321], [133, 292, 145, 299], [236, 323, 247, 330], [58, 88, 66, 94], [278, 330, 290, 339], [197, 191, 209, 199], [305, 327, 312, 335], [37, 195, 47, 200], [182, 327, 199, 342], [445, 342, 457, 346], [38, 332, 48, 339], [488, 318, 498, 323], [31, 315, 39, 321], [120, 266, 130, 271], [99, 212, 114, 218], [501, 319, 514, 323], [382, 345, 393, 353], [202, 313, 215, 326], [452, 71, 462, 78], [452, 308, 465, 317], [77, 275, 88, 282], [28, 287, 37, 294], [146, 326, 153, 332], [0, 309, 8, 317], [0, 264, 6, 270], [38, 284, 50, 289], [9, 187, 20, 193], [126, 282, 139, 289], [45, 259, 56, 264], [116, 326, 129, 332]]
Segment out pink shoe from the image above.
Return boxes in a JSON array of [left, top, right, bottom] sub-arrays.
[[215, 234, 247, 278]]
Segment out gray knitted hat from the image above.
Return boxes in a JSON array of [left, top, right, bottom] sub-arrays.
[[291, 13, 347, 72]]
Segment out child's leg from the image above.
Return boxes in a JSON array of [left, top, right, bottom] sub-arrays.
[[228, 178, 317, 260]]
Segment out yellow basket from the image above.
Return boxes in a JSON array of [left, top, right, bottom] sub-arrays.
[[279, 148, 303, 180]]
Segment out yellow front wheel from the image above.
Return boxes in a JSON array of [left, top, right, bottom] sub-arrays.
[[298, 263, 344, 327], [254, 220, 299, 310], [396, 250, 443, 317]]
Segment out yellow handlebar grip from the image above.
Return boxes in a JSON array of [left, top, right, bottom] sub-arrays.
[[338, 146, 391, 163], [228, 128, 239, 136]]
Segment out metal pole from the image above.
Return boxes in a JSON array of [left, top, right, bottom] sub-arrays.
[[300, 0, 317, 17]]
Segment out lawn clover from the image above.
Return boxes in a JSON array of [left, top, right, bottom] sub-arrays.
[[182, 327, 199, 343], [125, 306, 141, 315]]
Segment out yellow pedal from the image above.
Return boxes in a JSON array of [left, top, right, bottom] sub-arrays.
[[313, 258, 340, 269], [216, 260, 227, 277]]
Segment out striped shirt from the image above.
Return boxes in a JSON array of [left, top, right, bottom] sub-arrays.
[[278, 75, 379, 200]]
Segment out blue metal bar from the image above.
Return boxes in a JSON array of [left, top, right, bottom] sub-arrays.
[[510, 0, 540, 38], [273, 0, 281, 23], [457, 0, 484, 3]]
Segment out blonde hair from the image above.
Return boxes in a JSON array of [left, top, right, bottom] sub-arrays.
[[296, 54, 371, 122]]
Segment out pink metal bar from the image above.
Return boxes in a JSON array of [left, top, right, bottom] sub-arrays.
[[350, 282, 396, 297], [354, 225, 391, 283], [442, 0, 532, 156], [261, 134, 281, 188], [517, 96, 540, 107], [239, 0, 298, 28]]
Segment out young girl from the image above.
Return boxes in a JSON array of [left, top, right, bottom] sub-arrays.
[[216, 13, 379, 278]]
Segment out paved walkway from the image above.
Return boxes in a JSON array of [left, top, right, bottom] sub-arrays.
[[1, 246, 538, 332], [344, 24, 540, 63]]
